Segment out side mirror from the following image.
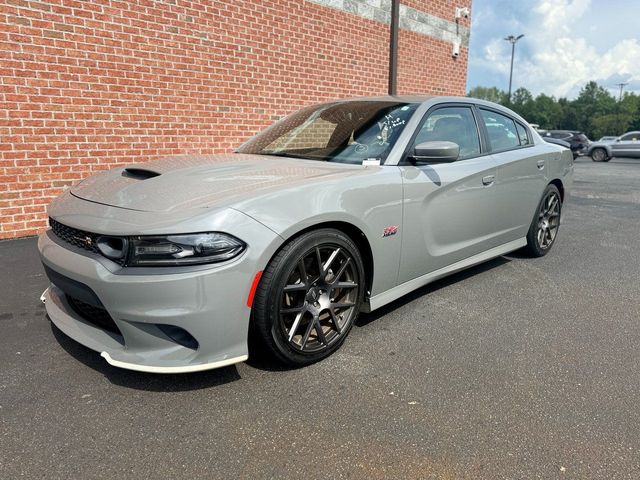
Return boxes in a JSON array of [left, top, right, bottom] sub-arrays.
[[616, 138, 621, 142], [411, 141, 460, 164]]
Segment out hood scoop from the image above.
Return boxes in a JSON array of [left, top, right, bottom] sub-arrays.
[[70, 153, 369, 213], [122, 167, 161, 180]]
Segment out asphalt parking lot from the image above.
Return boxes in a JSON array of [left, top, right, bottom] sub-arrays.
[[1, 157, 640, 479]]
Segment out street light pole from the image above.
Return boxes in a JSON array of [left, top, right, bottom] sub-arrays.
[[504, 34, 524, 102], [388, 0, 400, 95]]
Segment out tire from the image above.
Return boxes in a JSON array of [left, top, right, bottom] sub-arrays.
[[591, 148, 608, 162], [252, 228, 365, 367], [523, 184, 562, 257]]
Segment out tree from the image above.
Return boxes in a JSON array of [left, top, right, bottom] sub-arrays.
[[620, 92, 640, 133], [571, 81, 616, 137], [467, 86, 508, 104], [592, 114, 632, 139], [509, 87, 535, 121], [555, 97, 575, 131], [530, 94, 562, 129], [466, 81, 638, 138]]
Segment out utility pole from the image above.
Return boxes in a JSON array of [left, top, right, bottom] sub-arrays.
[[504, 34, 524, 103], [388, 0, 399, 95], [615, 82, 628, 135], [615, 82, 628, 102]]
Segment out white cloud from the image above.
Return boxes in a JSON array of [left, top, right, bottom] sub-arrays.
[[533, 0, 590, 34], [470, 0, 640, 98]]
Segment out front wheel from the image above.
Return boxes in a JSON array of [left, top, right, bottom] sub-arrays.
[[523, 184, 562, 257], [591, 148, 608, 162], [252, 229, 365, 367]]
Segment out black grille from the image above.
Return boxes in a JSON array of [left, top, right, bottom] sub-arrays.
[[66, 294, 123, 336], [49, 218, 126, 266], [50, 218, 100, 255]]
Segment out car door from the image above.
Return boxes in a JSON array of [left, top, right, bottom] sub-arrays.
[[611, 132, 640, 158], [479, 108, 548, 243], [397, 104, 499, 284]]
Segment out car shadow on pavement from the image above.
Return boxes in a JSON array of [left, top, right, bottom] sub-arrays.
[[48, 256, 513, 382], [244, 326, 301, 372], [355, 256, 511, 327], [247, 257, 512, 368], [50, 322, 242, 391]]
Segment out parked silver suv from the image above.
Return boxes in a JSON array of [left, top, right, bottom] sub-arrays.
[[587, 131, 640, 162]]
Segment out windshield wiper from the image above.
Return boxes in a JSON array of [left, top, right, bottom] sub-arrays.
[[259, 151, 328, 161]]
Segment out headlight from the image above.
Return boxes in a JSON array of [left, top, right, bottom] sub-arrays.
[[128, 232, 246, 266]]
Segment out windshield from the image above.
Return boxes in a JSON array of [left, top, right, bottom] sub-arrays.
[[237, 101, 419, 164]]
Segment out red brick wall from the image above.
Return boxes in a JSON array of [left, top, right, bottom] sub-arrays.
[[0, 0, 469, 239], [402, 0, 471, 26], [398, 30, 468, 96], [399, 0, 471, 95]]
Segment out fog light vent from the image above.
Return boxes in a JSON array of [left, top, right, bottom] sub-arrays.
[[157, 324, 199, 350]]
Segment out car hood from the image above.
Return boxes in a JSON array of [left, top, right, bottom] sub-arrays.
[[70, 153, 371, 213]]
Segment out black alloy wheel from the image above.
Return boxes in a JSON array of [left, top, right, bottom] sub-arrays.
[[524, 184, 562, 257], [252, 229, 364, 366]]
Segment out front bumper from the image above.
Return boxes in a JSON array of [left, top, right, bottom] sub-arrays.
[[38, 211, 282, 373], [41, 284, 248, 373]]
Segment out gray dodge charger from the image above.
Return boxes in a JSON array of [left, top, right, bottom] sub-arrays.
[[38, 96, 573, 373]]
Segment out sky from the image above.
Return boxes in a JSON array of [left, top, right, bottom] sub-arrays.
[[467, 0, 640, 99]]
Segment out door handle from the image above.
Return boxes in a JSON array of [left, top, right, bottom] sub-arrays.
[[482, 175, 495, 186], [537, 159, 545, 170]]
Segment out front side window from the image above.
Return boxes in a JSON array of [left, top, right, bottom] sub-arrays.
[[237, 101, 419, 164], [481, 109, 520, 151], [621, 133, 639, 142], [413, 106, 481, 158]]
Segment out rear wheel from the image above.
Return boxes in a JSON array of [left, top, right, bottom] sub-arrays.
[[252, 229, 364, 367], [523, 184, 562, 257], [591, 148, 608, 162]]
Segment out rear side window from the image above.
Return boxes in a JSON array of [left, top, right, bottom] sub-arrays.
[[480, 109, 520, 151], [516, 122, 531, 145]]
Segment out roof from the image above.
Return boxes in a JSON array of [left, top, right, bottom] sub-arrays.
[[323, 95, 531, 128], [332, 95, 509, 110], [333, 95, 436, 103]]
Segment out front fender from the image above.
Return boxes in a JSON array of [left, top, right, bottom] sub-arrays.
[[231, 166, 404, 296], [587, 144, 612, 156]]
